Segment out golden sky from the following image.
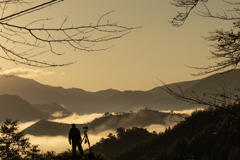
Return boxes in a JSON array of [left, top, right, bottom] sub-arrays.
[[0, 0, 235, 91]]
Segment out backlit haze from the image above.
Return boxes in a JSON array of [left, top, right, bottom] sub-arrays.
[[0, 0, 233, 92], [0, 0, 236, 157], [17, 109, 200, 153]]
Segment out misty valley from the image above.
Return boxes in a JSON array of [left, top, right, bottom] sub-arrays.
[[19, 109, 186, 154], [2, 70, 240, 159], [1, 0, 240, 159]]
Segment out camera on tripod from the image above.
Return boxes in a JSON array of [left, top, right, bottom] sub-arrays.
[[81, 126, 91, 148], [83, 126, 88, 135]]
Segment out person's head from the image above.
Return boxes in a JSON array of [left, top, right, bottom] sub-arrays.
[[72, 123, 76, 128]]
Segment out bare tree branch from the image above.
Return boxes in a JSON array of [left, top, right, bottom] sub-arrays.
[[157, 80, 240, 118], [0, 0, 139, 68], [171, 0, 240, 75], [170, 0, 201, 27]]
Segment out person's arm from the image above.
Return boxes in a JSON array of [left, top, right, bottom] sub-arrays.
[[69, 129, 72, 144], [78, 129, 82, 142]]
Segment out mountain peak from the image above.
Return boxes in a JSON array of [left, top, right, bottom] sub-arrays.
[[0, 94, 50, 122]]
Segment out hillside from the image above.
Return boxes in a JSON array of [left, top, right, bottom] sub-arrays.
[[0, 94, 51, 122], [23, 109, 186, 136], [147, 79, 201, 97], [93, 89, 121, 99], [114, 96, 203, 112], [0, 76, 101, 114], [183, 69, 240, 97], [0, 94, 75, 123], [91, 127, 155, 159], [33, 102, 72, 118], [98, 91, 159, 111], [91, 106, 240, 160]]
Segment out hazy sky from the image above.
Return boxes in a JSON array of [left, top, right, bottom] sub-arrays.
[[0, 0, 234, 91]]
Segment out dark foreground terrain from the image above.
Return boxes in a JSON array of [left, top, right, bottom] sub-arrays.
[[2, 105, 240, 160]]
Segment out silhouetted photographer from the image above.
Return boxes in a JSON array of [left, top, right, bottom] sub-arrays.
[[69, 124, 84, 157]]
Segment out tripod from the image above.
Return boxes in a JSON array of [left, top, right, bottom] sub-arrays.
[[81, 126, 90, 149]]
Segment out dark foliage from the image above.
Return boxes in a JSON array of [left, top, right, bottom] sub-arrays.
[[102, 105, 240, 160], [0, 118, 42, 159], [91, 126, 156, 159]]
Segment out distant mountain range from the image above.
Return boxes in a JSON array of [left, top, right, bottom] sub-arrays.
[[0, 94, 72, 122], [1, 69, 240, 118], [33, 102, 72, 118]]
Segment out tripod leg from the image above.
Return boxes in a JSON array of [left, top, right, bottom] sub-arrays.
[[81, 136, 86, 144], [85, 134, 91, 149]]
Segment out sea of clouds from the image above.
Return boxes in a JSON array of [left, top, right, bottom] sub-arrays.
[[17, 108, 203, 154]]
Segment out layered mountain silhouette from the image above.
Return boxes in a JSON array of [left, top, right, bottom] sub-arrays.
[[33, 102, 72, 118], [0, 76, 101, 114], [0, 94, 50, 122], [0, 94, 72, 122], [1, 69, 240, 116]]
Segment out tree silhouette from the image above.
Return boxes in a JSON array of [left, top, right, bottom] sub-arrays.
[[171, 0, 240, 75], [116, 127, 125, 139], [162, 1, 240, 118], [0, 0, 137, 70], [159, 80, 240, 118], [0, 118, 42, 159], [0, 118, 108, 159]]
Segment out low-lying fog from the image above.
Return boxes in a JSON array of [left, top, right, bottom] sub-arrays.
[[26, 130, 115, 153], [18, 109, 203, 153]]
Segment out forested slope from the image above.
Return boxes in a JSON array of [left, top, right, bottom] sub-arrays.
[[91, 127, 155, 159], [91, 106, 240, 160]]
